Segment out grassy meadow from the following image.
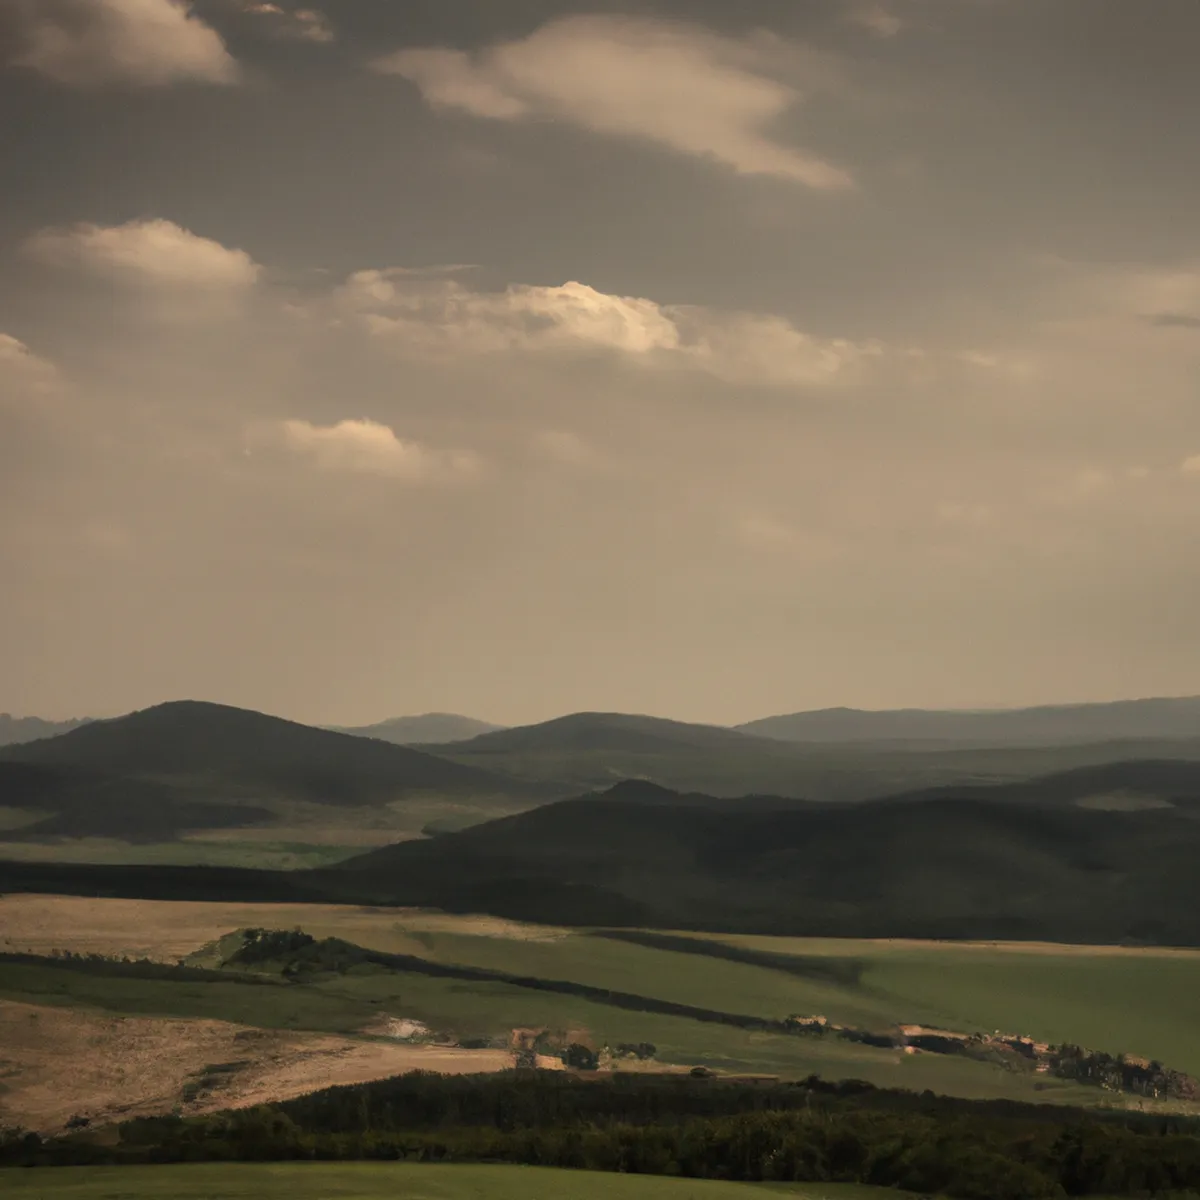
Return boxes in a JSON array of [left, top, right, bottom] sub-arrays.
[[0, 1163, 915, 1200]]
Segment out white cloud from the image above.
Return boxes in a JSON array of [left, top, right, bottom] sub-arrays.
[[372, 15, 853, 189], [337, 272, 877, 388], [1183, 455, 1200, 475], [23, 219, 261, 288], [3, 0, 237, 87], [238, 2, 333, 44], [847, 5, 905, 38], [277, 418, 480, 482]]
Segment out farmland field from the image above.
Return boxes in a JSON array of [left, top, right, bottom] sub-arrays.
[[1, 893, 1197, 1134], [0, 1163, 921, 1199]]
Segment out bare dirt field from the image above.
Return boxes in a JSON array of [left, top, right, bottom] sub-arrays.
[[0, 894, 568, 962], [0, 999, 509, 1134]]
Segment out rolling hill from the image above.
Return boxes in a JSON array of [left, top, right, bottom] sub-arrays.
[[430, 709, 1200, 801], [444, 712, 767, 755], [0, 702, 550, 848], [331, 713, 506, 745], [330, 777, 1200, 941], [0, 701, 533, 804], [737, 695, 1200, 745], [7, 762, 1200, 944], [430, 711, 852, 797]]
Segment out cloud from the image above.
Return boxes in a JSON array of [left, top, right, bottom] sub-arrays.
[[734, 513, 843, 561], [1149, 312, 1200, 330], [0, 334, 59, 392], [2, 0, 237, 87], [1183, 455, 1200, 475], [237, 2, 332, 44], [276, 418, 480, 482], [532, 430, 601, 468], [23, 219, 261, 287], [846, 5, 905, 37], [372, 15, 853, 189], [337, 272, 877, 388]]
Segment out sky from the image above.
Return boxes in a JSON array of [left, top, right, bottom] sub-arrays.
[[2, 0, 1199, 727]]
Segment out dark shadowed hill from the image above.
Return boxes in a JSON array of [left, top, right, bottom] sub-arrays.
[[0, 714, 92, 747], [331, 713, 506, 745], [0, 701, 542, 807], [886, 758, 1200, 809], [329, 773, 1200, 942], [0, 761, 273, 842], [7, 768, 1200, 944], [737, 696, 1200, 745]]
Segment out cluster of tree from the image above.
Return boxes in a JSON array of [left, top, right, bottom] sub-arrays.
[[1050, 1046, 1198, 1101], [612, 1042, 658, 1060], [229, 928, 317, 965], [7, 1072, 1200, 1198], [781, 1015, 1200, 1102]]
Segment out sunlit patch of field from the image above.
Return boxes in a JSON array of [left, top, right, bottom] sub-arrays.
[[0, 999, 509, 1134], [0, 894, 568, 962]]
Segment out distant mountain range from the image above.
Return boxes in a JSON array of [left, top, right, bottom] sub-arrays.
[[6, 701, 1200, 816], [5, 694, 1199, 752], [735, 696, 1200, 745], [0, 714, 91, 747], [330, 713, 506, 745]]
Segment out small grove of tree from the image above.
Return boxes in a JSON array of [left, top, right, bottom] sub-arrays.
[[613, 1042, 657, 1060], [228, 928, 316, 966], [562, 1044, 599, 1070]]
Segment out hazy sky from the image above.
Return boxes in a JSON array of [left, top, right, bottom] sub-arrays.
[[2, 0, 1200, 727]]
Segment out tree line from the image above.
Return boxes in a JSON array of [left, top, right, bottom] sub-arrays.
[[6, 1071, 1200, 1199]]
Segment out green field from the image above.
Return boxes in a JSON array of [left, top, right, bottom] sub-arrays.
[[253, 914, 1200, 1084], [717, 934, 1200, 1078], [0, 1163, 918, 1199]]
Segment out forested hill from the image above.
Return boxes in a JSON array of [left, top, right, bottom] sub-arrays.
[[333, 782, 1200, 940]]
